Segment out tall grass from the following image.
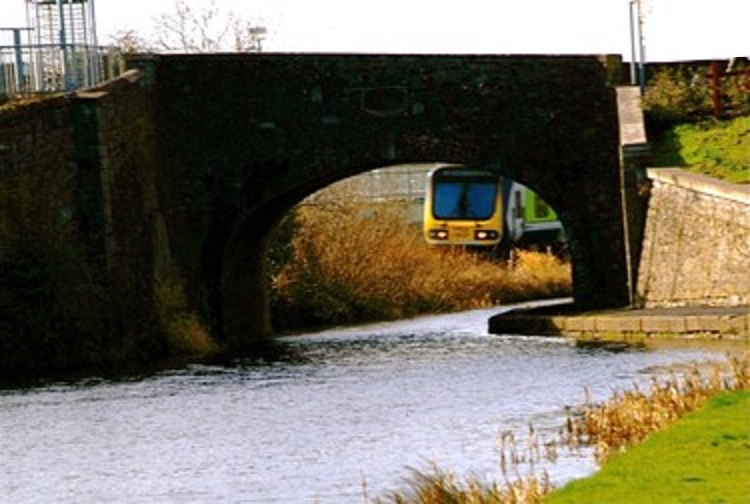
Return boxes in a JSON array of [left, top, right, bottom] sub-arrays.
[[270, 199, 571, 330]]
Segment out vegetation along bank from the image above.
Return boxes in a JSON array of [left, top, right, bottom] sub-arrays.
[[377, 352, 749, 503]]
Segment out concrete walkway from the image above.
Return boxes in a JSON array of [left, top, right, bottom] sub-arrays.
[[488, 299, 750, 340]]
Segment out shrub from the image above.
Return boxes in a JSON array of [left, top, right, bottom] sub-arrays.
[[643, 63, 750, 132], [642, 66, 712, 126], [153, 270, 218, 356], [721, 62, 750, 117]]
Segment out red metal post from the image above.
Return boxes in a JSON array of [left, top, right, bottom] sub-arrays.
[[710, 61, 722, 119]]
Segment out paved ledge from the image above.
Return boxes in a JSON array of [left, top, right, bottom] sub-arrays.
[[488, 301, 750, 341]]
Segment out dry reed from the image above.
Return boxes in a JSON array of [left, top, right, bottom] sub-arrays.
[[371, 426, 560, 503], [271, 199, 571, 329], [375, 464, 553, 504], [564, 352, 750, 463]]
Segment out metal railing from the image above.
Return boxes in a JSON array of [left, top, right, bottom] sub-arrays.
[[0, 38, 123, 96]]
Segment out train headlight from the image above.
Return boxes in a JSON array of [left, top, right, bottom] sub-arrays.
[[475, 230, 499, 241], [428, 229, 449, 240]]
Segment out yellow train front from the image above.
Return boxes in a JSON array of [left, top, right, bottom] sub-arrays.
[[423, 165, 503, 247]]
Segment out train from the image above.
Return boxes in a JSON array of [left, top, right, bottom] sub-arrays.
[[422, 164, 565, 254]]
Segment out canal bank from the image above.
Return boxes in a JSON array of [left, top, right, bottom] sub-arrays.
[[488, 299, 750, 340], [545, 390, 750, 504]]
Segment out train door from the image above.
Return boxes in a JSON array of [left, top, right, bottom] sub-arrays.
[[505, 181, 526, 243]]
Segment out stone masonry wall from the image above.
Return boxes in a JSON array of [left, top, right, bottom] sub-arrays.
[[637, 168, 750, 307], [75, 70, 164, 345], [0, 70, 164, 374]]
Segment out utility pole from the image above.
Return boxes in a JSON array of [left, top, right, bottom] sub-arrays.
[[628, 0, 647, 95]]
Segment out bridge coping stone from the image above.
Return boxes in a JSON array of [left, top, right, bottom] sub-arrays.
[[647, 168, 750, 205]]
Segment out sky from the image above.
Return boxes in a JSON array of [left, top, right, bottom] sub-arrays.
[[0, 0, 747, 62]]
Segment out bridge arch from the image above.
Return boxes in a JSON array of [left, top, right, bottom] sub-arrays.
[[135, 53, 631, 348]]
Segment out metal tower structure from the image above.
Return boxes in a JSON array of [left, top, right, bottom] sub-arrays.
[[25, 0, 101, 91]]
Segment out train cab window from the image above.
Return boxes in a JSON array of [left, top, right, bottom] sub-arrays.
[[433, 180, 497, 220]]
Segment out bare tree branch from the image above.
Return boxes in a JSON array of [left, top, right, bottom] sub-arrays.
[[108, 29, 153, 54], [151, 0, 265, 53]]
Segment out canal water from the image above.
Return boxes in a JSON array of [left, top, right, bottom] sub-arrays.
[[0, 304, 729, 503]]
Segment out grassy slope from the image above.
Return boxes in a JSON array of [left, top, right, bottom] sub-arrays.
[[651, 116, 750, 184], [545, 390, 750, 503]]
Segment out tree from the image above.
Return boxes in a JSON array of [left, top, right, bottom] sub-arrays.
[[109, 29, 153, 54], [108, 0, 266, 53], [151, 0, 265, 53]]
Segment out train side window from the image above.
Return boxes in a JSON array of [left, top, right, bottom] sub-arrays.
[[535, 197, 550, 219], [514, 191, 523, 219]]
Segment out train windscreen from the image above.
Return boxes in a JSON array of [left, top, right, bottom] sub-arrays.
[[432, 179, 498, 220]]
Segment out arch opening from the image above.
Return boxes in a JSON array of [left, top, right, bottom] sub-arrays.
[[226, 161, 575, 339]]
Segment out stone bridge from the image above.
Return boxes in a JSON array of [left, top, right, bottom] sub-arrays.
[[1, 53, 646, 352], [129, 53, 640, 349]]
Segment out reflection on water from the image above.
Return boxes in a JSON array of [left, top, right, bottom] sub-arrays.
[[0, 306, 729, 503]]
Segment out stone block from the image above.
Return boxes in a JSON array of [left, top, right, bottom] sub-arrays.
[[695, 317, 723, 333], [720, 316, 749, 336], [581, 317, 597, 332], [565, 317, 585, 332], [685, 316, 703, 333], [668, 318, 687, 334], [641, 316, 672, 333], [595, 316, 640, 333]]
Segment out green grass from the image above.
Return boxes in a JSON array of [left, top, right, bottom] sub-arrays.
[[651, 116, 750, 184], [545, 390, 750, 504]]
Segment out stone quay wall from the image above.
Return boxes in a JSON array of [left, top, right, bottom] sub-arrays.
[[636, 168, 750, 307]]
